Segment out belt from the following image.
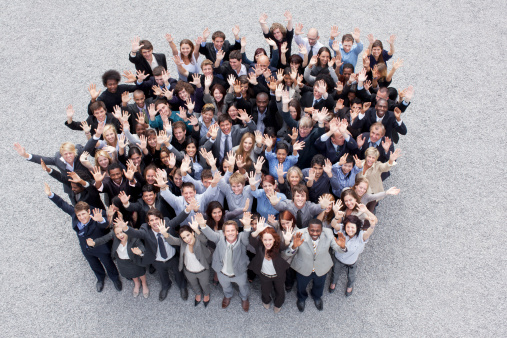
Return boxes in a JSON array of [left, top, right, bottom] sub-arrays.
[[221, 271, 236, 278], [261, 271, 278, 278]]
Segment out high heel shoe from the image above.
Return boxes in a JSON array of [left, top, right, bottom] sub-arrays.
[[203, 296, 210, 308]]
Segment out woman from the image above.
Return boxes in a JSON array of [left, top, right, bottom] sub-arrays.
[[168, 80, 204, 114], [143, 164, 158, 187], [196, 104, 216, 139], [367, 35, 395, 68], [277, 166, 303, 200], [183, 138, 207, 180], [354, 177, 400, 207], [250, 175, 287, 219], [203, 83, 231, 117], [334, 189, 377, 225], [317, 193, 335, 228], [233, 132, 262, 174], [248, 221, 292, 313], [86, 222, 149, 298], [304, 47, 338, 85], [79, 150, 113, 175], [166, 35, 202, 81], [329, 215, 377, 296], [356, 147, 402, 194], [160, 217, 212, 307]]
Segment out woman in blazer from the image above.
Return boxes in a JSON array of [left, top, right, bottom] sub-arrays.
[[87, 223, 149, 298], [248, 219, 293, 313], [159, 216, 212, 307]]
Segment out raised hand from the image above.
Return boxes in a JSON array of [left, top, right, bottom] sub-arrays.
[[79, 151, 90, 163], [362, 101, 371, 113], [88, 84, 101, 100], [390, 148, 402, 162], [330, 25, 340, 39], [352, 27, 361, 41], [293, 140, 305, 152], [216, 49, 225, 62], [92, 166, 106, 184], [289, 127, 299, 142], [180, 155, 191, 174], [276, 163, 287, 179], [236, 154, 245, 169], [367, 33, 375, 44], [386, 186, 401, 195], [266, 191, 281, 206], [333, 200, 344, 218], [91, 208, 104, 222], [318, 194, 333, 210], [240, 211, 252, 230], [202, 27, 210, 40], [280, 42, 288, 53], [123, 167, 135, 181], [309, 55, 318, 67], [332, 40, 340, 53], [275, 83, 284, 98], [263, 134, 274, 150], [67, 171, 83, 184], [282, 225, 294, 244], [43, 182, 52, 196], [86, 238, 96, 247], [195, 212, 206, 226], [253, 156, 265, 173], [188, 216, 200, 233], [335, 232, 346, 249], [338, 153, 349, 166], [172, 55, 183, 66], [282, 89, 291, 105], [66, 104, 75, 121], [232, 24, 240, 37], [225, 150, 236, 168], [162, 88, 174, 101], [404, 85, 414, 103], [357, 68, 367, 82], [393, 58, 404, 70], [131, 36, 144, 53], [248, 171, 260, 187], [241, 36, 247, 48], [291, 232, 305, 249], [168, 152, 176, 168], [382, 137, 392, 153], [186, 198, 200, 213], [259, 13, 268, 24], [204, 75, 213, 88], [237, 109, 251, 123], [154, 170, 169, 188], [139, 134, 147, 150], [79, 121, 91, 134], [122, 70, 137, 84], [387, 34, 396, 45], [323, 158, 333, 177], [210, 171, 222, 187], [158, 219, 168, 235], [284, 10, 292, 22], [353, 154, 363, 168], [243, 198, 250, 212], [131, 247, 142, 256], [136, 70, 148, 82], [190, 74, 201, 88], [118, 191, 131, 205], [295, 22, 303, 35]]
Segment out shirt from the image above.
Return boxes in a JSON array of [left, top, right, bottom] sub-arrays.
[[116, 242, 129, 260], [330, 164, 362, 196], [184, 245, 205, 272], [261, 258, 277, 275], [273, 200, 323, 229], [256, 108, 267, 134], [152, 230, 175, 262], [250, 189, 287, 219], [334, 230, 367, 265], [265, 150, 299, 180]]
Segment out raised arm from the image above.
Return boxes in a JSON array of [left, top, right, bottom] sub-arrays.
[[259, 13, 269, 34]]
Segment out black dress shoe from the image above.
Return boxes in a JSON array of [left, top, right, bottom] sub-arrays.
[[314, 298, 323, 311], [149, 265, 156, 274], [159, 287, 170, 301], [194, 298, 202, 306], [296, 300, 305, 312], [180, 287, 188, 300], [203, 299, 210, 308], [96, 280, 104, 293], [113, 279, 123, 291], [285, 286, 293, 292]]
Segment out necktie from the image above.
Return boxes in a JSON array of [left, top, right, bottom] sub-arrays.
[[313, 241, 317, 254], [223, 134, 230, 157], [308, 46, 313, 60], [157, 233, 168, 259], [222, 243, 234, 276], [142, 108, 148, 124], [296, 209, 303, 229]]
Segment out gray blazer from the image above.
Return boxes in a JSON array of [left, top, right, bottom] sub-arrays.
[[201, 120, 257, 160], [201, 226, 251, 275], [92, 231, 145, 266], [164, 232, 212, 272], [285, 227, 346, 277]]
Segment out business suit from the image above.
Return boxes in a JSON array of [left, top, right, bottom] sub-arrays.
[[285, 227, 346, 302], [356, 87, 410, 113], [236, 96, 283, 133], [300, 91, 336, 112], [124, 210, 190, 293], [137, 77, 177, 99], [65, 113, 123, 140], [199, 40, 241, 64], [213, 61, 248, 80], [314, 134, 358, 164], [201, 225, 251, 301], [48, 193, 120, 284], [201, 120, 256, 161], [356, 132, 394, 163], [129, 52, 168, 78], [351, 108, 408, 141], [124, 194, 175, 228], [124, 98, 154, 134]]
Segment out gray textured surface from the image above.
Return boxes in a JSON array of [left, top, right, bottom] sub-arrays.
[[1, 0, 506, 337]]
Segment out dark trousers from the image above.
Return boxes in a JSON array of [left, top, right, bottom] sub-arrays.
[[259, 273, 286, 308], [285, 267, 297, 288], [296, 271, 327, 302], [152, 255, 187, 290], [83, 250, 119, 283]]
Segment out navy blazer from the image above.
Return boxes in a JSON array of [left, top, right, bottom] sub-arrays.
[[314, 134, 358, 164], [129, 52, 168, 78], [351, 108, 407, 140]]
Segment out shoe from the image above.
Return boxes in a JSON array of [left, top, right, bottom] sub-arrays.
[[203, 298, 210, 308], [143, 288, 150, 299], [345, 287, 353, 297], [273, 306, 281, 314], [159, 285, 171, 301], [242, 299, 250, 312], [133, 289, 139, 298], [195, 298, 202, 307], [285, 286, 292, 292], [296, 300, 305, 312], [113, 280, 123, 291], [213, 280, 220, 286], [149, 265, 156, 274], [222, 297, 231, 309], [180, 288, 188, 301], [314, 298, 323, 311], [263, 303, 270, 310], [329, 284, 336, 293], [96, 280, 104, 293]]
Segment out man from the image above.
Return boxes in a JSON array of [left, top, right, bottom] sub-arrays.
[[124, 90, 154, 134], [286, 219, 347, 312], [213, 50, 248, 79], [351, 99, 407, 140], [329, 27, 363, 73], [134, 66, 177, 99], [92, 163, 140, 203], [236, 92, 282, 134], [43, 183, 121, 292], [87, 70, 137, 114], [300, 80, 336, 113], [314, 117, 358, 163], [355, 122, 394, 163], [294, 23, 323, 60], [122, 207, 191, 301], [66, 102, 122, 137], [199, 27, 241, 64], [357, 72, 413, 113], [200, 214, 253, 312], [302, 155, 332, 203], [247, 55, 276, 92], [119, 185, 174, 228], [129, 37, 168, 79], [177, 59, 227, 89], [202, 113, 256, 163]]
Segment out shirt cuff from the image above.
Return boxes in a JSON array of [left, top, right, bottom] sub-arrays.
[[26, 154, 33, 160], [358, 113, 365, 120], [48, 192, 55, 199], [320, 133, 330, 142], [397, 120, 403, 126]]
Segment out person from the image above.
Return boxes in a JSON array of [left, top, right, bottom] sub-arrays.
[[121, 205, 194, 301], [277, 165, 303, 200], [302, 154, 333, 203], [353, 177, 400, 208], [355, 122, 394, 163], [356, 147, 402, 194], [285, 219, 347, 312], [232, 132, 262, 174], [87, 220, 149, 298], [294, 23, 323, 60], [317, 193, 336, 228], [248, 219, 292, 313], [329, 215, 377, 296], [213, 50, 249, 79], [66, 102, 123, 138], [366, 34, 396, 68], [87, 70, 137, 115], [250, 175, 287, 219], [119, 185, 174, 228], [330, 153, 363, 196], [334, 189, 377, 224], [200, 213, 254, 312], [258, 11, 294, 68], [199, 27, 241, 64], [43, 183, 122, 293], [314, 117, 358, 163], [92, 163, 140, 203], [166, 34, 202, 81], [329, 27, 363, 73], [264, 138, 303, 180], [304, 47, 338, 85], [129, 37, 168, 79]]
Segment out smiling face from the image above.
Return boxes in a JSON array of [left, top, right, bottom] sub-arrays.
[[219, 120, 232, 135], [299, 125, 312, 138], [202, 110, 214, 124], [181, 186, 195, 203], [134, 92, 145, 108], [345, 222, 358, 237], [76, 209, 91, 224], [288, 172, 300, 186], [370, 126, 384, 143], [372, 46, 382, 58], [294, 191, 306, 209], [178, 89, 189, 101], [343, 194, 357, 210], [93, 107, 106, 123], [202, 65, 213, 77], [97, 155, 110, 169], [180, 43, 192, 57], [224, 223, 238, 243], [262, 181, 275, 195], [366, 154, 377, 167], [211, 207, 223, 222], [104, 129, 116, 145], [109, 168, 123, 185], [174, 127, 186, 142], [272, 28, 283, 41], [141, 48, 153, 61], [147, 135, 157, 149], [375, 100, 388, 118], [173, 173, 183, 188], [213, 88, 223, 103], [318, 51, 331, 66], [106, 79, 118, 93], [231, 183, 244, 195], [280, 219, 293, 230], [148, 215, 161, 232], [355, 182, 368, 197], [276, 148, 288, 164], [242, 137, 253, 152], [342, 40, 353, 53], [130, 152, 142, 167], [142, 190, 156, 206], [341, 162, 353, 175], [145, 169, 157, 185], [180, 230, 196, 245], [186, 143, 197, 157], [229, 58, 241, 72], [289, 106, 298, 120], [312, 86, 322, 100], [308, 223, 322, 241], [262, 233, 275, 250], [312, 164, 323, 179], [213, 37, 224, 51], [61, 151, 75, 165], [256, 95, 269, 112], [114, 226, 126, 242]]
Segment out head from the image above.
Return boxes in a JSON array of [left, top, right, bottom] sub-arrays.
[[341, 189, 360, 211], [201, 104, 215, 124], [223, 220, 239, 243], [128, 147, 142, 167], [201, 169, 213, 188], [279, 210, 296, 231], [90, 101, 107, 123], [154, 99, 171, 117], [101, 70, 121, 93], [376, 63, 387, 79], [364, 147, 380, 167], [256, 92, 269, 112], [239, 132, 255, 154], [307, 28, 319, 46], [172, 169, 183, 188], [139, 40, 154, 60], [229, 50, 242, 72], [375, 99, 389, 118], [286, 166, 303, 187], [316, 47, 331, 67], [144, 165, 158, 185], [259, 227, 281, 257], [254, 48, 268, 62], [310, 155, 325, 180], [212, 31, 226, 50], [289, 54, 303, 70], [292, 183, 309, 209], [275, 142, 289, 164], [217, 114, 233, 135], [298, 116, 313, 138], [174, 81, 194, 101], [353, 177, 370, 198], [185, 137, 198, 158], [181, 182, 196, 203], [94, 150, 113, 170], [146, 209, 164, 232], [206, 201, 225, 224], [133, 90, 146, 108], [270, 23, 287, 41], [257, 55, 270, 72], [308, 219, 323, 241], [342, 63, 354, 81], [102, 124, 118, 146], [341, 34, 354, 53], [237, 75, 250, 96], [173, 121, 187, 143], [229, 172, 246, 195], [376, 87, 390, 101], [74, 201, 91, 224], [264, 127, 278, 147], [179, 39, 194, 58], [341, 154, 355, 175], [59, 142, 77, 164], [70, 169, 90, 194], [211, 84, 226, 104], [261, 175, 277, 195], [201, 59, 214, 77], [227, 103, 239, 120], [342, 215, 363, 238], [179, 225, 196, 245], [114, 224, 127, 241], [140, 184, 157, 206], [331, 130, 345, 146], [371, 40, 384, 59], [145, 129, 157, 151], [282, 67, 293, 87], [369, 122, 386, 143], [350, 97, 363, 116], [107, 163, 123, 185], [152, 66, 167, 86], [322, 193, 335, 214], [288, 99, 301, 120]]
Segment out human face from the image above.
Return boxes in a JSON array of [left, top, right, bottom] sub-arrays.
[[173, 174, 183, 188], [181, 186, 195, 203], [104, 129, 116, 145], [375, 101, 388, 118], [345, 222, 358, 237], [228, 106, 238, 119], [180, 43, 192, 57], [224, 224, 238, 243], [213, 89, 224, 103], [174, 127, 186, 142], [299, 125, 312, 138], [341, 162, 353, 175], [242, 137, 253, 152], [262, 181, 275, 195], [202, 111, 214, 124], [106, 79, 118, 93], [343, 195, 357, 210], [366, 155, 377, 167], [178, 89, 189, 101], [148, 215, 161, 232], [202, 177, 212, 189], [148, 135, 157, 148], [142, 191, 156, 206], [307, 33, 319, 46], [213, 37, 224, 51], [331, 131, 345, 146], [312, 86, 323, 100], [135, 124, 146, 135], [97, 155, 110, 169], [256, 96, 269, 112], [289, 106, 298, 120], [370, 127, 383, 143], [308, 223, 322, 241], [229, 58, 241, 72], [351, 102, 362, 115], [257, 56, 270, 72], [156, 103, 170, 116], [272, 28, 283, 41], [342, 40, 353, 53], [130, 153, 142, 167], [61, 151, 75, 165], [312, 164, 323, 179], [109, 168, 123, 185], [145, 169, 157, 185], [219, 120, 232, 135], [114, 227, 126, 242], [180, 230, 196, 245], [262, 233, 275, 250], [202, 65, 213, 77], [283, 74, 293, 87], [240, 83, 249, 95], [154, 75, 164, 86], [372, 46, 382, 58], [134, 92, 145, 108], [186, 143, 197, 157], [294, 191, 306, 209], [355, 182, 368, 197], [160, 151, 170, 167], [71, 182, 84, 194], [288, 172, 300, 186], [280, 219, 293, 230], [211, 207, 223, 222], [318, 51, 330, 66], [231, 183, 244, 195], [141, 48, 153, 61], [93, 108, 106, 122], [76, 209, 91, 224], [276, 149, 288, 164]]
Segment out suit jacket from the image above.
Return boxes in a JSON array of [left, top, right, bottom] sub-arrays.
[[356, 87, 410, 113], [49, 193, 110, 256], [125, 194, 175, 227], [285, 227, 345, 276], [164, 232, 212, 271], [201, 120, 257, 160], [49, 169, 105, 208], [137, 77, 177, 99], [100, 177, 141, 202], [314, 135, 358, 163], [129, 52, 168, 78], [93, 230, 145, 266], [201, 226, 251, 275], [248, 235, 290, 275], [351, 108, 407, 140], [124, 209, 190, 265], [300, 92, 335, 112], [236, 96, 283, 132], [125, 98, 154, 134], [65, 113, 123, 139], [356, 132, 393, 163], [199, 40, 241, 63]]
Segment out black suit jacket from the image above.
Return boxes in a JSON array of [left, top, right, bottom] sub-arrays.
[[199, 40, 241, 63], [49, 169, 105, 208], [356, 87, 410, 112], [100, 177, 141, 202], [137, 77, 177, 99], [129, 52, 168, 78], [248, 236, 289, 275], [125, 98, 154, 134], [356, 132, 393, 163], [351, 108, 408, 140], [93, 231, 145, 265], [125, 194, 175, 228], [314, 134, 358, 164], [235, 96, 283, 132], [300, 92, 335, 112], [65, 113, 123, 139]]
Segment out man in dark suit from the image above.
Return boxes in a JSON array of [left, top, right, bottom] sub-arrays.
[[66, 101, 123, 137], [199, 27, 241, 64], [300, 81, 336, 113], [236, 92, 282, 134], [213, 50, 249, 80], [134, 66, 178, 100], [44, 183, 121, 292], [123, 207, 191, 301], [92, 163, 141, 203], [355, 122, 394, 162], [351, 99, 407, 141], [129, 37, 167, 79], [314, 117, 358, 163]]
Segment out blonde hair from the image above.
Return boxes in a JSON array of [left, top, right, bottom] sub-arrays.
[[103, 124, 118, 146], [229, 172, 246, 186], [236, 133, 254, 168], [286, 166, 303, 182], [364, 147, 380, 160], [299, 116, 313, 129], [94, 150, 113, 169], [59, 142, 77, 156]]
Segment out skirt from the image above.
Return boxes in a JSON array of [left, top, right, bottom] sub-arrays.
[[116, 258, 146, 279]]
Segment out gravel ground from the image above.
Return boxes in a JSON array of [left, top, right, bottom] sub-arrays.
[[1, 0, 506, 337]]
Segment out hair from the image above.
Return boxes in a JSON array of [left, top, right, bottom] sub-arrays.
[[270, 23, 287, 38], [289, 54, 303, 66], [59, 142, 77, 156], [321, 193, 335, 224], [364, 147, 380, 160], [181, 182, 196, 192], [178, 224, 194, 236], [74, 201, 90, 214], [174, 81, 195, 97], [172, 121, 187, 133], [351, 97, 363, 107], [201, 59, 213, 69], [154, 98, 170, 111], [288, 99, 302, 120], [299, 116, 313, 129], [286, 166, 303, 185], [94, 150, 113, 169], [185, 137, 200, 161], [264, 127, 276, 139], [343, 63, 354, 73], [372, 40, 385, 64], [254, 48, 268, 58], [259, 227, 281, 259], [212, 31, 226, 41], [224, 220, 239, 232], [311, 154, 326, 167], [210, 84, 226, 106], [152, 66, 165, 77], [279, 210, 296, 225], [146, 208, 163, 223], [316, 47, 332, 67], [370, 122, 386, 137], [128, 146, 142, 159], [262, 175, 277, 188], [342, 215, 363, 237], [143, 164, 158, 179], [344, 154, 355, 165], [236, 132, 255, 168], [145, 129, 157, 153], [353, 177, 370, 200], [229, 50, 242, 61], [308, 218, 323, 228], [388, 87, 398, 101], [102, 70, 121, 86], [107, 162, 122, 175], [217, 113, 233, 125], [102, 124, 118, 146], [342, 34, 354, 43], [142, 184, 156, 195], [340, 189, 360, 212], [179, 39, 195, 61], [89, 101, 106, 113], [376, 63, 388, 81], [139, 39, 153, 51], [206, 201, 225, 230], [202, 103, 216, 114], [229, 172, 246, 186], [276, 142, 289, 154], [292, 183, 308, 201], [201, 169, 213, 180]]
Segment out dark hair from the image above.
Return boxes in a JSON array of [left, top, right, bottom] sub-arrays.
[[206, 201, 225, 230], [107, 162, 122, 174], [210, 84, 226, 106], [142, 184, 156, 194], [143, 164, 158, 180], [264, 127, 276, 138], [154, 98, 170, 110], [259, 227, 281, 259], [254, 48, 267, 58], [201, 169, 212, 180], [292, 183, 309, 201], [128, 146, 142, 158], [316, 47, 332, 68], [218, 113, 233, 125], [311, 154, 326, 167], [343, 63, 354, 72], [74, 201, 90, 214], [388, 87, 398, 101], [350, 97, 363, 106], [174, 81, 194, 97], [74, 169, 91, 182], [90, 101, 106, 113], [181, 182, 195, 192], [229, 50, 242, 61], [179, 225, 194, 236], [212, 31, 225, 40], [288, 99, 302, 120], [276, 142, 289, 153], [139, 40, 153, 51], [152, 66, 165, 76], [340, 189, 360, 211], [344, 154, 354, 165], [289, 54, 303, 65], [146, 208, 163, 223], [342, 215, 363, 237], [342, 34, 354, 43], [102, 70, 121, 86], [308, 218, 323, 228]]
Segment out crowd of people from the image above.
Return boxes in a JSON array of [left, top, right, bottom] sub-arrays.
[[14, 11, 413, 314]]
